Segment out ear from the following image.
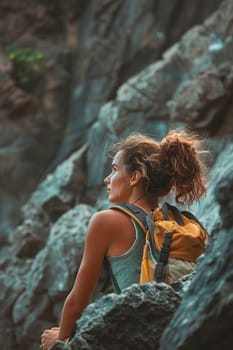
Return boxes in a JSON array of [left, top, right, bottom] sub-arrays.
[[129, 171, 142, 186]]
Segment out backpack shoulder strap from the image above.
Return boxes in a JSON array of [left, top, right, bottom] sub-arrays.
[[155, 202, 183, 282], [181, 210, 208, 234], [163, 202, 207, 230], [108, 203, 148, 291], [110, 203, 148, 233], [161, 202, 184, 225]]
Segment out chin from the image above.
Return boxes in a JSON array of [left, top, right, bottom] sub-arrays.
[[108, 195, 118, 203]]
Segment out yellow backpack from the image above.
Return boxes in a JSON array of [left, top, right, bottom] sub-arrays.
[[111, 202, 208, 285]]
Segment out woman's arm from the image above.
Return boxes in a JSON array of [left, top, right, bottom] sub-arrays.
[[59, 210, 111, 338], [41, 210, 112, 349]]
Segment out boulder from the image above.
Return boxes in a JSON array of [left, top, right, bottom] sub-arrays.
[[52, 283, 181, 350]]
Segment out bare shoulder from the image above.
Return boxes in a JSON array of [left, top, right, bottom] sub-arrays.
[[89, 208, 128, 228], [84, 209, 130, 247], [86, 209, 135, 254]]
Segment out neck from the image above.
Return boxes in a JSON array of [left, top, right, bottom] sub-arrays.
[[131, 193, 158, 211], [132, 193, 146, 204]]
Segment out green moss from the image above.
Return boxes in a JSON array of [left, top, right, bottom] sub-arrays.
[[6, 43, 45, 85]]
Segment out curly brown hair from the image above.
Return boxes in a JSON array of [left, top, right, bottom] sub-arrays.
[[109, 130, 208, 205]]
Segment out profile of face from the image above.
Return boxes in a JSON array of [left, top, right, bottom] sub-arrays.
[[104, 151, 133, 203]]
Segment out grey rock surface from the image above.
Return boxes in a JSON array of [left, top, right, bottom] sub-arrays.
[[0, 0, 223, 238], [52, 283, 181, 350]]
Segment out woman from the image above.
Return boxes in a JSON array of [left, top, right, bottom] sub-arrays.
[[41, 129, 207, 349]]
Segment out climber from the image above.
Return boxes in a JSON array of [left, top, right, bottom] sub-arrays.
[[41, 129, 208, 350]]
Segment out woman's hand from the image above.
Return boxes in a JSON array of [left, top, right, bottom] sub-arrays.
[[41, 327, 59, 350]]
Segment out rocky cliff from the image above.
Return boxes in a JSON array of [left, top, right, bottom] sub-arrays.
[[0, 1, 233, 349]]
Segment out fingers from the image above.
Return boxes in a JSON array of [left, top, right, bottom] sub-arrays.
[[42, 327, 59, 334], [40, 327, 59, 350]]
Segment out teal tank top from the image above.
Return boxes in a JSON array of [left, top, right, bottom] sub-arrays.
[[106, 219, 145, 292]]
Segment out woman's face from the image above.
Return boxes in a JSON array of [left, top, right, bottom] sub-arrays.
[[104, 151, 132, 203]]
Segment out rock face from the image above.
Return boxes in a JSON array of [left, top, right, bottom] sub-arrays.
[[10, 204, 96, 349], [0, 0, 223, 238], [86, 0, 233, 192], [12, 144, 88, 259], [1, 1, 233, 350], [53, 283, 181, 350]]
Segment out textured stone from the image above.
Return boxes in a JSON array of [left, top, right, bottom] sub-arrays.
[[192, 140, 233, 235], [87, 0, 233, 188], [12, 204, 96, 344], [52, 283, 181, 350]]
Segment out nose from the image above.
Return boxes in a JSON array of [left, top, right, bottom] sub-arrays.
[[104, 174, 111, 184]]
